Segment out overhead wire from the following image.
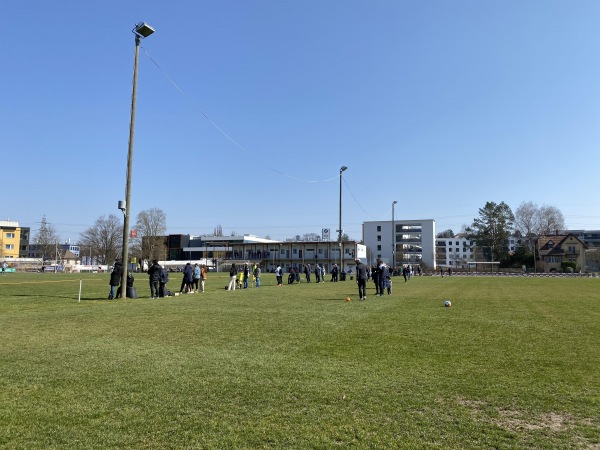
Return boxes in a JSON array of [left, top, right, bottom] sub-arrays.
[[142, 46, 339, 184], [142, 46, 397, 223]]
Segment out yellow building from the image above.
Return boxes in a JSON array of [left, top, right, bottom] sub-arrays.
[[537, 233, 587, 273], [0, 220, 23, 259]]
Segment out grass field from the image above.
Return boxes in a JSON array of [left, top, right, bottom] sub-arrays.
[[0, 271, 598, 449]]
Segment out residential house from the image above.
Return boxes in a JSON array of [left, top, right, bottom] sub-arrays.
[[536, 233, 587, 273]]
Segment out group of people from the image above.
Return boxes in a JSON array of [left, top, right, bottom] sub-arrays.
[[167, 261, 208, 296], [227, 262, 261, 290], [108, 260, 137, 299], [108, 259, 208, 299], [108, 258, 417, 300]]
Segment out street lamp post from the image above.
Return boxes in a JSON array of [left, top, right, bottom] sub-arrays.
[[338, 166, 347, 273], [392, 200, 397, 270], [120, 22, 155, 298]]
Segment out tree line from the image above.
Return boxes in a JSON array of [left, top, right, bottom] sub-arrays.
[[32, 208, 167, 266], [437, 200, 566, 268]]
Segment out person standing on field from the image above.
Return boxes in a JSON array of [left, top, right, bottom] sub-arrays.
[[243, 263, 250, 288], [372, 264, 380, 296], [192, 263, 201, 293], [254, 264, 261, 287], [108, 259, 123, 299], [275, 264, 283, 286], [148, 259, 162, 299], [200, 264, 207, 292], [356, 259, 368, 301], [180, 262, 193, 294], [227, 263, 237, 291], [159, 266, 170, 297]]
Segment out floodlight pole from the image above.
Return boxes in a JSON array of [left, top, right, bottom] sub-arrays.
[[120, 23, 154, 297], [338, 166, 347, 273]]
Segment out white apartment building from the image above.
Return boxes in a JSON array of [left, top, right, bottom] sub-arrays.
[[362, 219, 436, 268], [436, 236, 476, 268]]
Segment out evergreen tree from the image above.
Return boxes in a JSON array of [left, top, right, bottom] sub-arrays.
[[467, 201, 514, 262]]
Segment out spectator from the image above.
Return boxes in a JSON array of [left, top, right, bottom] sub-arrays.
[[243, 263, 250, 288], [192, 263, 201, 293], [180, 262, 193, 294], [159, 266, 170, 297], [200, 264, 207, 292], [148, 259, 162, 299], [108, 260, 123, 300], [356, 259, 368, 301], [227, 263, 237, 290], [275, 264, 283, 286], [254, 264, 261, 288]]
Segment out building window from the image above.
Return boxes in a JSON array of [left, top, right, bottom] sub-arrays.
[[377, 226, 381, 232], [5, 244, 14, 250], [377, 235, 381, 241], [6, 233, 15, 239], [377, 254, 381, 259], [448, 248, 452, 252], [377, 245, 381, 251], [293, 249, 297, 255]]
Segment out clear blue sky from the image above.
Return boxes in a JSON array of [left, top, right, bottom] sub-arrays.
[[2, 1, 600, 242]]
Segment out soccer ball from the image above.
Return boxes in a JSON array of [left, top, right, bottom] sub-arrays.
[[346, 297, 351, 302], [444, 300, 452, 307]]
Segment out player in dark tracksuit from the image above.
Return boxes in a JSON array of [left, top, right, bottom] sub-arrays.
[[372, 264, 380, 295], [356, 260, 369, 300]]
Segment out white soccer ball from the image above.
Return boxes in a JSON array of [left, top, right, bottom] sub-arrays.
[[444, 300, 452, 307]]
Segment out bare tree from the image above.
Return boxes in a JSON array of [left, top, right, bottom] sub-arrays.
[[214, 225, 223, 236], [515, 201, 566, 252], [33, 216, 61, 261], [134, 208, 167, 262], [79, 214, 122, 265], [515, 201, 538, 252], [537, 205, 565, 236]]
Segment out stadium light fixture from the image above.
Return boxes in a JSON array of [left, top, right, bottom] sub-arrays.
[[338, 166, 347, 273], [120, 22, 154, 298]]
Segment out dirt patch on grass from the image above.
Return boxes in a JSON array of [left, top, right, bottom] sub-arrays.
[[496, 410, 570, 432], [456, 396, 599, 448]]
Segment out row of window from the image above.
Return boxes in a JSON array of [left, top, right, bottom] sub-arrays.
[[286, 248, 345, 255]]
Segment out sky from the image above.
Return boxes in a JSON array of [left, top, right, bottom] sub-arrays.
[[2, 1, 600, 243]]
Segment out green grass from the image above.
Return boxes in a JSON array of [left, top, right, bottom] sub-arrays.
[[0, 272, 598, 449]]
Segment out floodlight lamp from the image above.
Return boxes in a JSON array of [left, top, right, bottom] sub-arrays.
[[340, 166, 348, 172], [393, 200, 397, 205], [133, 22, 155, 38]]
